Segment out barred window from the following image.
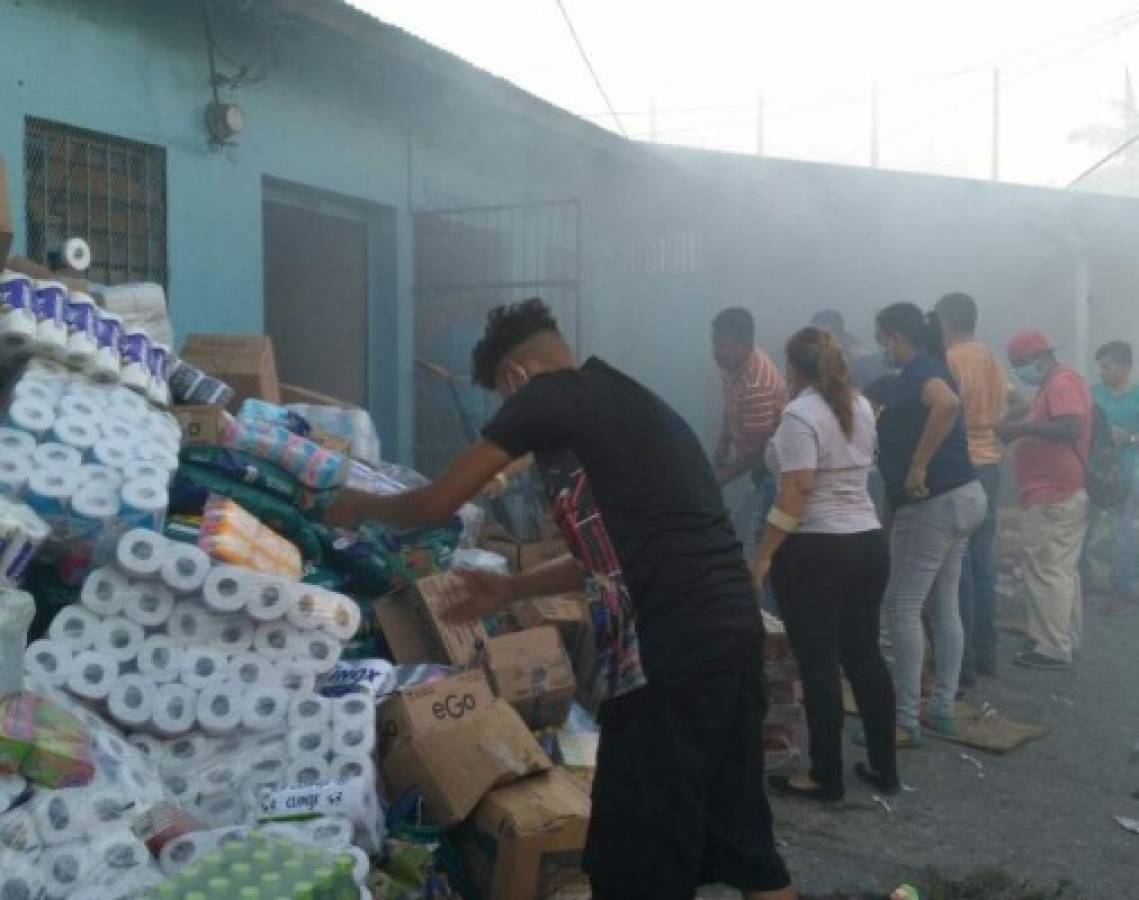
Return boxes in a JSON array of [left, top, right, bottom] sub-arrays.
[[24, 118, 167, 285]]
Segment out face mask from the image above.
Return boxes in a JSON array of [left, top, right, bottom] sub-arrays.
[[1014, 362, 1045, 387]]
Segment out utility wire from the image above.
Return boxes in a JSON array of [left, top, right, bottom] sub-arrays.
[[1067, 130, 1139, 186], [553, 0, 627, 137]]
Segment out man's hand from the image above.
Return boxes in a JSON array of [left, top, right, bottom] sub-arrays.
[[997, 419, 1025, 443], [440, 569, 515, 624], [904, 462, 929, 499]]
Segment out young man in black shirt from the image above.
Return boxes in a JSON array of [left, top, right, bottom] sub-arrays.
[[331, 299, 795, 900]]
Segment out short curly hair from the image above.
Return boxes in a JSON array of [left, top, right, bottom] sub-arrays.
[[471, 298, 560, 389]]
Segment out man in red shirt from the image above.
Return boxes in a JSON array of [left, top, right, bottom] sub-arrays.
[[999, 329, 1092, 670]]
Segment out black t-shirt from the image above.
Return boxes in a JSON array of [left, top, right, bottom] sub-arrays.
[[482, 357, 763, 681], [877, 351, 975, 507]]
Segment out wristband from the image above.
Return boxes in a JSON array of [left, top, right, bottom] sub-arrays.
[[766, 506, 800, 532]]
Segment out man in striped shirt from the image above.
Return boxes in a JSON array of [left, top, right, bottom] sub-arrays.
[[712, 308, 787, 536]]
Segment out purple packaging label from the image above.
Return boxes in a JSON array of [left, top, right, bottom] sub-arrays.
[[64, 298, 97, 338], [0, 275, 33, 315], [5, 540, 36, 583], [121, 331, 152, 368], [148, 344, 171, 381], [34, 284, 67, 325], [93, 313, 124, 351]]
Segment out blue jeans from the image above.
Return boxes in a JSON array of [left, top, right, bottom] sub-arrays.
[[959, 464, 1001, 676]]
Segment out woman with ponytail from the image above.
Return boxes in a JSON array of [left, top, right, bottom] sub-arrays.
[[755, 327, 898, 802], [874, 302, 985, 746]]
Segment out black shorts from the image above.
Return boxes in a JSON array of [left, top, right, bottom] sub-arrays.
[[584, 648, 791, 900]]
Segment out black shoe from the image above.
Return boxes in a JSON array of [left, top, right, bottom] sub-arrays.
[[1013, 650, 1070, 670], [853, 762, 900, 796], [767, 774, 844, 802]]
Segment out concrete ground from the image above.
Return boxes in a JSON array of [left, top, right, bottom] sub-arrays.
[[736, 595, 1139, 899]]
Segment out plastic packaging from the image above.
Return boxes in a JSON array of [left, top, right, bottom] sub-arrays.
[[0, 691, 95, 788], [197, 493, 304, 578], [284, 402, 382, 467], [222, 412, 350, 490], [0, 587, 34, 695]]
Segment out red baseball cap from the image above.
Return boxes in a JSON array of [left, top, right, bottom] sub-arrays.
[[1007, 329, 1054, 364]]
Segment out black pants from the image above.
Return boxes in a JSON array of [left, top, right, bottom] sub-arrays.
[[770, 529, 896, 791]]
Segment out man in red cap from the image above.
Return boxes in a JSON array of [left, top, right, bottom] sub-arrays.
[[998, 329, 1092, 670]]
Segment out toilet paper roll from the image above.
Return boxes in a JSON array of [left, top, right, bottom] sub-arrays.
[[120, 478, 168, 532], [137, 635, 182, 683], [33, 792, 89, 845], [80, 463, 124, 493], [0, 447, 31, 496], [245, 755, 289, 795], [64, 237, 93, 272], [227, 650, 276, 686], [109, 385, 147, 421], [152, 683, 198, 736], [65, 650, 116, 700], [159, 543, 210, 594], [32, 440, 82, 472], [89, 828, 149, 873], [322, 593, 362, 641], [167, 600, 220, 646], [48, 604, 101, 648], [5, 396, 54, 438], [0, 805, 41, 853], [245, 576, 296, 622], [305, 816, 353, 849], [158, 830, 217, 875], [24, 465, 80, 518], [12, 377, 61, 406], [286, 584, 333, 631], [0, 426, 36, 457], [331, 694, 372, 728], [23, 638, 73, 687], [248, 731, 289, 758], [286, 754, 330, 788], [33, 281, 68, 360], [288, 693, 332, 729], [253, 621, 294, 659], [332, 720, 375, 756], [0, 296, 36, 355], [196, 683, 244, 734], [71, 485, 121, 530], [92, 437, 133, 469], [214, 615, 254, 654], [0, 773, 27, 813], [51, 416, 100, 453], [202, 565, 252, 614], [123, 459, 170, 484], [287, 726, 330, 758], [58, 393, 103, 421], [276, 660, 316, 693], [125, 732, 164, 761], [115, 527, 168, 577], [108, 673, 155, 727], [123, 581, 175, 628], [94, 616, 145, 663], [192, 793, 247, 828], [43, 842, 93, 895], [0, 862, 42, 900], [98, 419, 135, 444], [161, 770, 194, 804], [210, 734, 248, 758], [159, 733, 208, 774], [292, 630, 341, 674], [179, 645, 229, 690], [196, 759, 241, 796], [241, 684, 290, 731], [329, 752, 374, 785], [134, 438, 172, 463], [79, 565, 135, 618]]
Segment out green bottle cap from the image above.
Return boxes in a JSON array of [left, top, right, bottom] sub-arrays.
[[313, 866, 334, 886], [180, 863, 203, 883], [230, 862, 254, 883], [208, 876, 232, 894], [154, 886, 179, 899], [185, 894, 207, 900], [240, 888, 262, 900], [261, 872, 283, 891], [252, 849, 274, 869], [292, 883, 315, 900]]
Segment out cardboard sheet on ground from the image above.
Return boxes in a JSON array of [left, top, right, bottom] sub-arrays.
[[842, 684, 1049, 754]]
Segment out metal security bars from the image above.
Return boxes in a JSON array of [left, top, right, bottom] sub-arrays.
[[24, 118, 168, 285]]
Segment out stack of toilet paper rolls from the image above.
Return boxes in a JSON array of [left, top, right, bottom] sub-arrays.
[[0, 359, 181, 582]]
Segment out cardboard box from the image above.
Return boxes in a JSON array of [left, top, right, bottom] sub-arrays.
[[0, 159, 12, 266], [515, 594, 588, 642], [172, 405, 227, 446], [415, 573, 489, 667], [457, 768, 591, 900], [374, 594, 435, 664], [375, 670, 495, 760], [482, 531, 570, 574], [381, 698, 551, 828], [179, 334, 280, 410], [484, 627, 576, 730]]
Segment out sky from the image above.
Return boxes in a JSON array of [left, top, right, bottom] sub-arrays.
[[352, 0, 1139, 188]]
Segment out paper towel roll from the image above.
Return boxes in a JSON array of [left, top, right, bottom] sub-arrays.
[[332, 720, 375, 755], [0, 447, 31, 495], [322, 593, 362, 641], [23, 638, 73, 687], [286, 726, 330, 758], [64, 237, 92, 272], [159, 830, 217, 874], [286, 754, 330, 787], [98, 419, 135, 443], [159, 543, 210, 594], [167, 600, 220, 646], [51, 416, 100, 453], [0, 426, 36, 457], [66, 650, 116, 700], [79, 565, 134, 618], [215, 615, 254, 654], [292, 630, 341, 674], [253, 620, 295, 659], [245, 576, 296, 622], [120, 477, 168, 532], [123, 459, 170, 484], [43, 842, 93, 895], [227, 650, 276, 686], [33, 792, 89, 844], [288, 693, 331, 728], [5, 396, 54, 438], [305, 816, 353, 849], [48, 604, 100, 648], [123, 581, 175, 628], [241, 684, 289, 731], [276, 660, 316, 693], [94, 616, 144, 663], [179, 645, 228, 690], [0, 773, 27, 813], [331, 694, 372, 728], [92, 437, 133, 469], [286, 584, 333, 631], [329, 752, 374, 785], [108, 673, 155, 727], [137, 635, 182, 683], [196, 683, 244, 733], [125, 732, 164, 761], [152, 683, 198, 736], [115, 527, 168, 577], [76, 466, 122, 498], [202, 565, 252, 614], [58, 393, 103, 421], [32, 441, 81, 472]]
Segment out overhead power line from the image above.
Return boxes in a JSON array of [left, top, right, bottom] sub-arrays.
[[1067, 130, 1139, 187], [553, 0, 627, 137]]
